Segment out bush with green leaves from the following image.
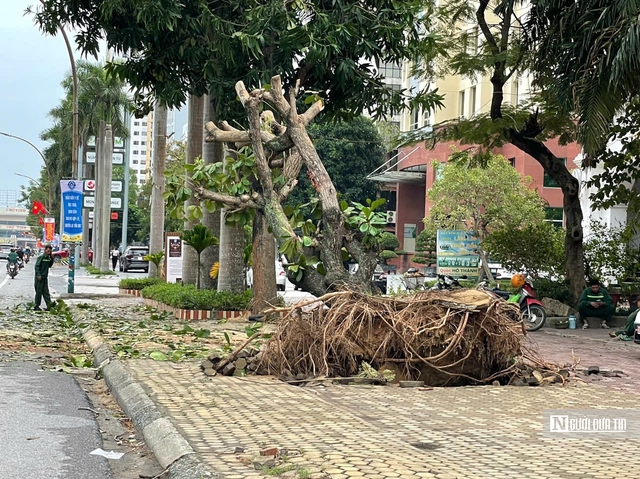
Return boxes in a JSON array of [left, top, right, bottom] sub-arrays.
[[119, 277, 163, 291], [412, 229, 437, 266], [532, 278, 573, 304], [141, 283, 252, 311], [484, 222, 565, 280], [583, 220, 639, 284]]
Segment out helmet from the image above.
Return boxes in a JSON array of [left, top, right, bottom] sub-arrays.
[[511, 274, 526, 289]]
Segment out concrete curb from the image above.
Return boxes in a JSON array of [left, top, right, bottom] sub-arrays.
[[83, 330, 218, 479]]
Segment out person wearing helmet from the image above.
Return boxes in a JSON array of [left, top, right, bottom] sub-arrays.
[[6, 248, 18, 274], [578, 278, 614, 329]]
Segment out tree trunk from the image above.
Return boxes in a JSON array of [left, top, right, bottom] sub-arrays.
[[93, 122, 105, 267], [251, 209, 277, 313], [200, 93, 221, 289], [508, 130, 585, 304], [182, 95, 205, 285], [98, 124, 113, 272], [216, 210, 246, 293], [149, 101, 167, 278]]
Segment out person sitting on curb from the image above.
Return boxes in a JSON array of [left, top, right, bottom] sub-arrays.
[[609, 305, 640, 341], [578, 278, 615, 329]]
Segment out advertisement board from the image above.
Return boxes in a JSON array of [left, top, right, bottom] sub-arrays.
[[165, 233, 184, 283], [44, 218, 55, 243], [436, 230, 480, 279], [60, 180, 84, 242]]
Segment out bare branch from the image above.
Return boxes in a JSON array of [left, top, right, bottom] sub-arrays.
[[300, 100, 325, 126], [476, 1, 499, 55], [190, 182, 261, 210]]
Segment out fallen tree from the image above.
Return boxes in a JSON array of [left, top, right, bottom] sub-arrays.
[[259, 289, 525, 386]]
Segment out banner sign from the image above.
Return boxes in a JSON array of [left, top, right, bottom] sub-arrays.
[[165, 233, 184, 283], [60, 180, 84, 242], [436, 230, 480, 279], [44, 217, 55, 243]]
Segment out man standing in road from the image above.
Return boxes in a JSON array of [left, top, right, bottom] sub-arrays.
[[34, 245, 54, 311]]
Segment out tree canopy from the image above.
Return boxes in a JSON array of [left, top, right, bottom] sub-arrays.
[[33, 0, 443, 120], [426, 152, 547, 279]]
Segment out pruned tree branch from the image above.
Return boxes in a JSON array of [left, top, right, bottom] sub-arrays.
[[191, 183, 261, 210]]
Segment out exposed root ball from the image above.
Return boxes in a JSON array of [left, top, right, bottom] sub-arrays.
[[260, 290, 526, 386]]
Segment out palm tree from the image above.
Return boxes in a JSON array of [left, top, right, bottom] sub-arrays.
[[530, 0, 640, 154], [182, 225, 219, 289]]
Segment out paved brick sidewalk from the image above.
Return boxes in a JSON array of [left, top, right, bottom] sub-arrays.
[[128, 359, 639, 479]]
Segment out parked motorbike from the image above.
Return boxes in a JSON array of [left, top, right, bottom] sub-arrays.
[[478, 278, 546, 331], [7, 262, 18, 279], [431, 274, 465, 290]]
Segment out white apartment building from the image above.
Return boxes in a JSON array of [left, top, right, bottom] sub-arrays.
[[129, 114, 153, 186]]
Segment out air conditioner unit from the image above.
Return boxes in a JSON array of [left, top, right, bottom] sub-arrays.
[[386, 211, 397, 224]]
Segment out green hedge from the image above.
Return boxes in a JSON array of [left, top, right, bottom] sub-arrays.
[[119, 277, 163, 290], [532, 278, 572, 304], [141, 283, 252, 311]]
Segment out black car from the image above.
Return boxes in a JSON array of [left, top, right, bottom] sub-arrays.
[[119, 246, 149, 272]]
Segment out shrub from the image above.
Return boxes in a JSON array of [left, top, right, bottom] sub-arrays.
[[141, 283, 252, 310], [119, 277, 163, 291], [412, 229, 437, 266], [533, 278, 572, 304]]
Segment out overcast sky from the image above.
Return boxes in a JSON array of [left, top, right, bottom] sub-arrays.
[[0, 1, 186, 205]]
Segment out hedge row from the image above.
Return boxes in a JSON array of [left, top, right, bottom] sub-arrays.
[[118, 277, 163, 290], [140, 283, 252, 311]]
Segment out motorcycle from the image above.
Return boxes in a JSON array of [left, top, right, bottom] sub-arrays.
[[17, 258, 24, 269], [24, 254, 29, 264], [7, 262, 18, 279], [478, 280, 546, 331], [430, 274, 465, 290]]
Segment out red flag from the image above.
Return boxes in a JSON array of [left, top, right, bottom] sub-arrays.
[[32, 201, 47, 215]]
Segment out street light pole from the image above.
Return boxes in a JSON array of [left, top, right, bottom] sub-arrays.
[[1, 132, 53, 213]]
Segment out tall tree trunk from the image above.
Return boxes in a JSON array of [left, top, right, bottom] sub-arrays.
[[149, 101, 167, 278], [217, 209, 246, 293], [200, 93, 221, 289], [93, 122, 105, 266], [251, 209, 277, 313], [98, 124, 113, 271], [182, 95, 205, 285]]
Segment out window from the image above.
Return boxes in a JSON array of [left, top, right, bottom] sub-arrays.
[[141, 159, 147, 165], [142, 121, 147, 126], [508, 157, 516, 167], [140, 179, 146, 185], [133, 150, 139, 155], [410, 109, 419, 130], [132, 159, 138, 165], [141, 141, 146, 145], [134, 131, 139, 136], [434, 162, 445, 181], [543, 158, 567, 187], [459, 90, 466, 118], [133, 140, 139, 145], [469, 86, 477, 117], [134, 121, 140, 126], [545, 207, 564, 228], [467, 27, 479, 55], [423, 110, 431, 128], [380, 61, 402, 79], [141, 150, 146, 156]]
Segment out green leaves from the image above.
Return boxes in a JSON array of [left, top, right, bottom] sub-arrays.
[[182, 225, 219, 255], [149, 351, 169, 361]]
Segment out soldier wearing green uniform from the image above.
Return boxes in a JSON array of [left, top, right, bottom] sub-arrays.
[[578, 278, 615, 329], [34, 245, 54, 311]]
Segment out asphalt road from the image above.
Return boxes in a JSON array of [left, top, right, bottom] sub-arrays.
[[0, 361, 112, 479], [0, 259, 124, 479]]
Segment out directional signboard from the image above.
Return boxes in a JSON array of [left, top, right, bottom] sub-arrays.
[[83, 196, 122, 209], [83, 180, 122, 192], [86, 152, 124, 164]]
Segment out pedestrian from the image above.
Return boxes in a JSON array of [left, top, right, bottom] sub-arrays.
[[111, 247, 119, 271], [578, 278, 615, 329], [34, 245, 54, 311], [609, 308, 639, 341]]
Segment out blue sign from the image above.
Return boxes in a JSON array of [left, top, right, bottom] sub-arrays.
[[60, 180, 84, 242]]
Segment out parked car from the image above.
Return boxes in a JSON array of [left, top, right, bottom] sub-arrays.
[[52, 247, 93, 263], [246, 261, 289, 290], [0, 244, 14, 260], [119, 246, 149, 272]]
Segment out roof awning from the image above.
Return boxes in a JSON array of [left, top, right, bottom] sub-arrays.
[[367, 171, 426, 185]]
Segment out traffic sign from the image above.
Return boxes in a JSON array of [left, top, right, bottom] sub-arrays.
[[111, 212, 119, 220], [86, 152, 124, 165], [111, 181, 123, 192]]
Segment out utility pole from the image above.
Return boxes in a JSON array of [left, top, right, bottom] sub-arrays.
[[93, 122, 105, 269]]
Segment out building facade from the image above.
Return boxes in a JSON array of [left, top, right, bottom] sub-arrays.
[[129, 114, 153, 186]]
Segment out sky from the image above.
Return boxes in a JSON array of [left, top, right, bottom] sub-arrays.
[[0, 0, 186, 205]]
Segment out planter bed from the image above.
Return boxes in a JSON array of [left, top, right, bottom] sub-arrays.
[[142, 298, 248, 321], [119, 288, 143, 297]]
